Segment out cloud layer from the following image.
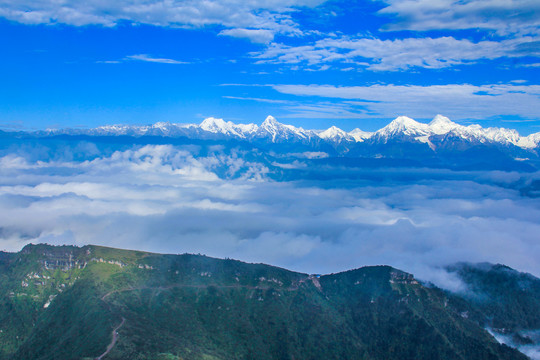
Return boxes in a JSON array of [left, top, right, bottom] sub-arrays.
[[254, 36, 523, 71], [1, 142, 539, 292], [378, 0, 540, 36], [270, 83, 540, 120], [0, 0, 322, 40]]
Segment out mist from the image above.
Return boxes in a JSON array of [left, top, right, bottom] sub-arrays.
[[1, 142, 539, 291]]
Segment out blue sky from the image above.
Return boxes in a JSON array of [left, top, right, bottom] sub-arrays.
[[0, 0, 539, 133]]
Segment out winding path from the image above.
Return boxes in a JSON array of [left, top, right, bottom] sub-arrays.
[[95, 317, 125, 360]]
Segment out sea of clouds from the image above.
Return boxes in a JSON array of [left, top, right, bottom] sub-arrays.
[[1, 142, 539, 291]]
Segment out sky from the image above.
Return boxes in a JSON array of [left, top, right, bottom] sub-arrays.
[[0, 0, 539, 134]]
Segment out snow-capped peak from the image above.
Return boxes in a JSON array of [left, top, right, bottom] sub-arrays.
[[375, 116, 431, 141], [319, 126, 351, 141], [200, 117, 230, 132], [199, 117, 255, 138], [429, 114, 452, 125], [429, 115, 460, 135], [255, 115, 315, 143], [152, 121, 173, 130], [519, 132, 540, 149], [259, 116, 285, 141], [392, 116, 419, 126], [349, 128, 373, 142], [261, 115, 281, 129], [387, 116, 429, 132]]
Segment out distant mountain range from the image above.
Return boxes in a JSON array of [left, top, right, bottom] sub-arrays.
[[1, 244, 539, 360], [31, 115, 540, 151], [3, 115, 540, 172]]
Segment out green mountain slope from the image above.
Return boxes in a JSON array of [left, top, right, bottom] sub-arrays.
[[443, 262, 540, 356], [0, 244, 533, 360], [446, 262, 540, 331]]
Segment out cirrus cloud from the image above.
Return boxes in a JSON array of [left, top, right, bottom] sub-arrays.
[[252, 35, 538, 71], [270, 83, 540, 121], [378, 0, 540, 37], [125, 54, 188, 64]]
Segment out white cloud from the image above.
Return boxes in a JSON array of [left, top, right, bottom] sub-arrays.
[[0, 0, 324, 40], [270, 83, 540, 120], [521, 62, 540, 67], [219, 28, 275, 44], [222, 94, 371, 119], [125, 54, 187, 64], [253, 35, 536, 71], [1, 143, 540, 292], [378, 0, 540, 37], [222, 96, 290, 104]]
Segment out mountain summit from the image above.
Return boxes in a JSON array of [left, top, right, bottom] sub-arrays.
[[374, 116, 431, 142], [256, 115, 315, 142], [429, 114, 460, 135]]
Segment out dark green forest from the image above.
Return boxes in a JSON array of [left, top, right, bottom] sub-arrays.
[[0, 244, 538, 360]]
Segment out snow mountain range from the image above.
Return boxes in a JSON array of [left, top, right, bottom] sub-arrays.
[[39, 114, 540, 151], [3, 114, 540, 172]]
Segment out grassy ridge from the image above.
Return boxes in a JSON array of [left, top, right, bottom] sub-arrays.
[[0, 244, 535, 360]]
